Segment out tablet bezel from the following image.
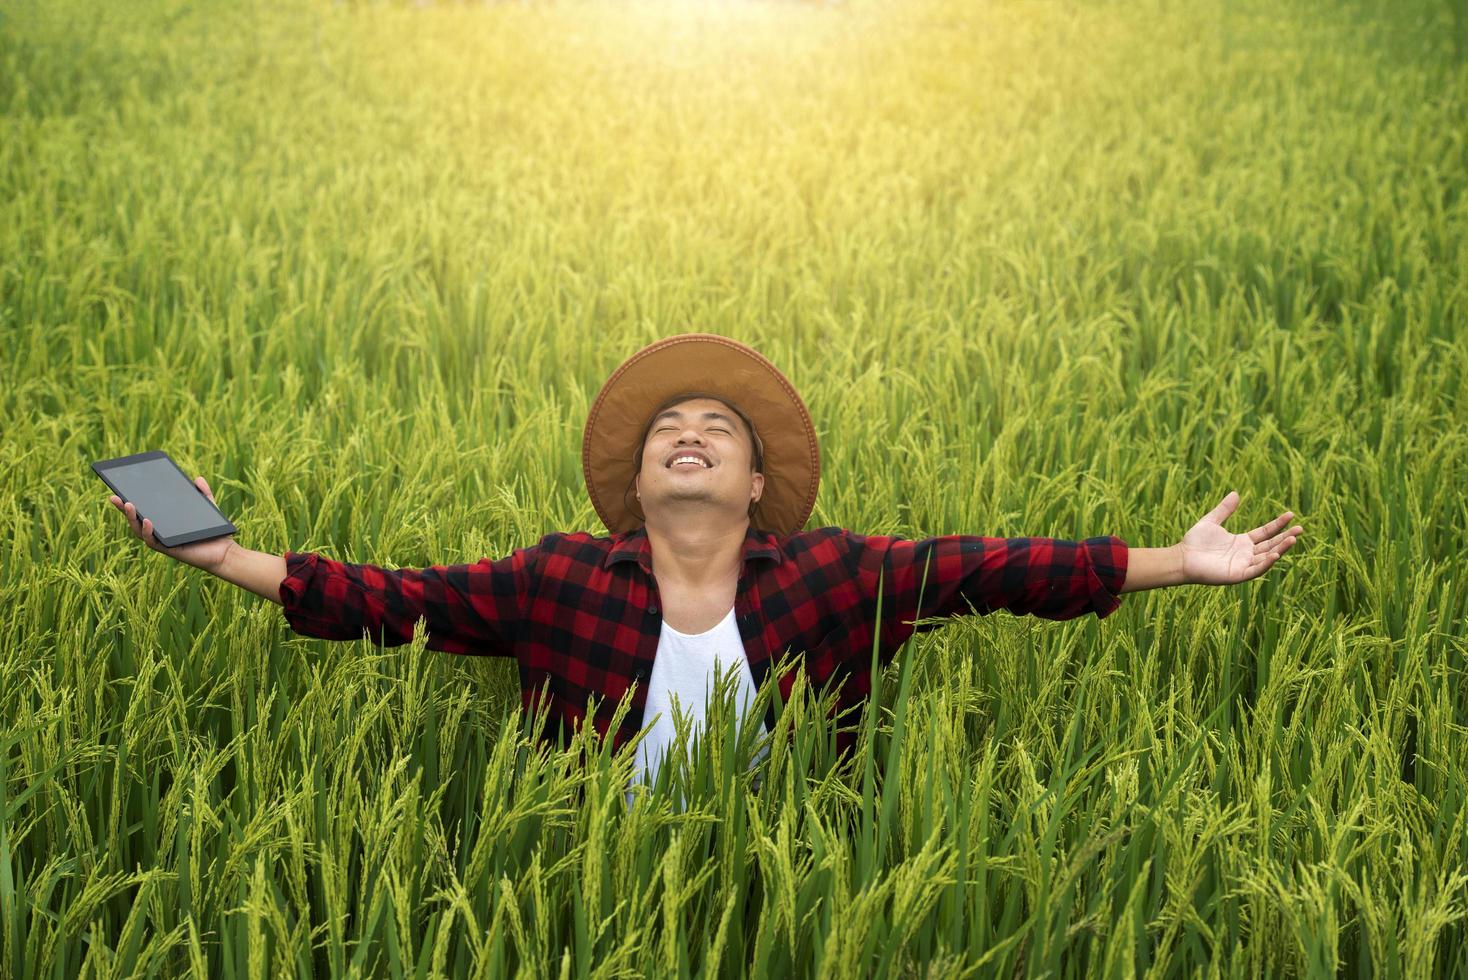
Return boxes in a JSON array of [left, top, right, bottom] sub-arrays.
[[93, 450, 238, 548]]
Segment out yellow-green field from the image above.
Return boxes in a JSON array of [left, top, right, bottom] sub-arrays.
[[4, 0, 1467, 975]]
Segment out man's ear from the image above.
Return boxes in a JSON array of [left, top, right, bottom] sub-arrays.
[[750, 471, 764, 504]]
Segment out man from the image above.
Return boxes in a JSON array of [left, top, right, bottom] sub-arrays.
[[108, 333, 1303, 796]]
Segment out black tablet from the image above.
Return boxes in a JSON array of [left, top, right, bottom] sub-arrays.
[[93, 450, 237, 548]]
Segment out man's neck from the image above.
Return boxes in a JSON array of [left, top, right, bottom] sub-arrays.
[[642, 518, 748, 587]]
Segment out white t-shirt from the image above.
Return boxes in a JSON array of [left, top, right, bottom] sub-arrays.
[[624, 607, 769, 806]]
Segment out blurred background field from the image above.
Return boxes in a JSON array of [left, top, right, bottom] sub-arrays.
[[3, 0, 1467, 975]]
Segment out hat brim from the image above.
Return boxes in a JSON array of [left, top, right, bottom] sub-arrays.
[[582, 333, 820, 536]]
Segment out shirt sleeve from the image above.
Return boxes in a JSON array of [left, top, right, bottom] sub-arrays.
[[277, 544, 538, 656], [841, 531, 1129, 661]]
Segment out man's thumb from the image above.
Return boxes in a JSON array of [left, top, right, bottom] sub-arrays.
[[1205, 490, 1239, 524]]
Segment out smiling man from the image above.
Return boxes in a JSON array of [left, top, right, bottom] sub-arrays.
[[109, 333, 1304, 799]]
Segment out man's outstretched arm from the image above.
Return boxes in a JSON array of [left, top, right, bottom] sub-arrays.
[[1120, 491, 1303, 594], [108, 476, 533, 653], [1117, 545, 1186, 594], [838, 489, 1304, 665], [109, 478, 286, 602], [215, 543, 288, 602]]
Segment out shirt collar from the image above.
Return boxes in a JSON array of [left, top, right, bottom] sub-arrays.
[[603, 524, 784, 573]]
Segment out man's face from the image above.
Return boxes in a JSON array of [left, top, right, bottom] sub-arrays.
[[635, 397, 764, 523]]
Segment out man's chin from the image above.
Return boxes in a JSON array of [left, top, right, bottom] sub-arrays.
[[650, 491, 725, 508]]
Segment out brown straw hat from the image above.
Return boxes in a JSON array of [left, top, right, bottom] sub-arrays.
[[582, 333, 820, 536]]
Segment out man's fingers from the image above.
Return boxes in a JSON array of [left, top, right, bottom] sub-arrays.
[[1245, 551, 1281, 581], [111, 498, 165, 549], [1255, 526, 1301, 554], [138, 514, 162, 547], [1248, 511, 1294, 544], [122, 501, 148, 542]]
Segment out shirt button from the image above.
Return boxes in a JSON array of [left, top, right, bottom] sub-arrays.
[[648, 605, 659, 615]]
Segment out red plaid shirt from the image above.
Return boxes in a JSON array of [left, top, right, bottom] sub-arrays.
[[279, 526, 1129, 758]]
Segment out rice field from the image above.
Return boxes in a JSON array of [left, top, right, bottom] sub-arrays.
[[3, 0, 1468, 975]]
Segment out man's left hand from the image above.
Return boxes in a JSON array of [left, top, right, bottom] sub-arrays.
[[1179, 491, 1303, 586]]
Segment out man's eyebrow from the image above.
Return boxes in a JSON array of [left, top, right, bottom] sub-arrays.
[[652, 410, 738, 428]]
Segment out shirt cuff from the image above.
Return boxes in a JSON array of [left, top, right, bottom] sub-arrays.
[[1082, 535, 1128, 619], [277, 551, 351, 638], [278, 550, 321, 608]]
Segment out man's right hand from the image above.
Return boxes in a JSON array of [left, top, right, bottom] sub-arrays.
[[108, 475, 236, 574]]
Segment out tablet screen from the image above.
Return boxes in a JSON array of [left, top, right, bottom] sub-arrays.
[[104, 457, 229, 542]]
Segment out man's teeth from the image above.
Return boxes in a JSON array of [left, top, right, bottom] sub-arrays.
[[671, 456, 710, 467]]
